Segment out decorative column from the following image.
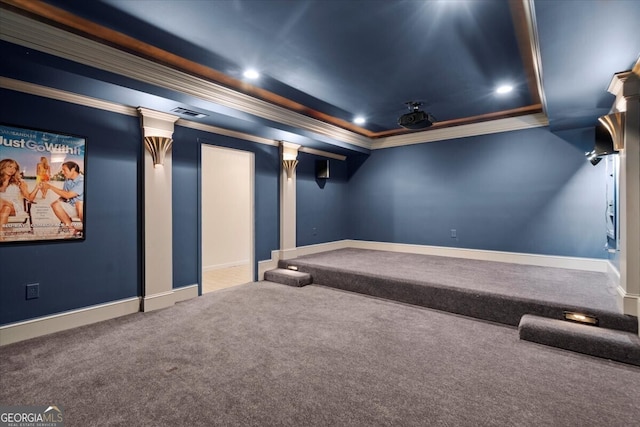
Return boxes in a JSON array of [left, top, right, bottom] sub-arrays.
[[280, 141, 300, 259], [138, 108, 179, 311], [606, 66, 640, 322]]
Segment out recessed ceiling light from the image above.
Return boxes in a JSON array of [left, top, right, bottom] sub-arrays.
[[353, 116, 366, 125], [243, 69, 260, 80], [496, 85, 513, 94]]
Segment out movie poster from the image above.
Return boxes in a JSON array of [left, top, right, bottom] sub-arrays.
[[0, 124, 86, 243]]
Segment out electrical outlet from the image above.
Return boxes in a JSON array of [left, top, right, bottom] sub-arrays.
[[26, 283, 39, 300], [450, 229, 457, 238]]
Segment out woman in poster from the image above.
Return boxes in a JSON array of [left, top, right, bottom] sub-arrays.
[[0, 158, 39, 239], [36, 156, 51, 199]]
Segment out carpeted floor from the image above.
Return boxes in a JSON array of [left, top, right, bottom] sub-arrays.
[[1, 281, 639, 426]]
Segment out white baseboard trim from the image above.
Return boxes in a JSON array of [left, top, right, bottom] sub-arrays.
[[607, 260, 621, 285], [295, 240, 352, 257], [345, 240, 609, 272], [0, 285, 200, 346], [261, 239, 609, 282], [617, 287, 639, 317], [203, 260, 250, 272], [0, 297, 141, 346], [606, 263, 639, 318], [279, 247, 298, 260], [258, 241, 353, 280], [143, 291, 175, 312], [174, 284, 199, 303], [258, 250, 280, 280], [143, 284, 199, 312], [608, 261, 638, 316], [282, 239, 608, 272]]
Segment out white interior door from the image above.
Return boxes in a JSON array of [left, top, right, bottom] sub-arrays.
[[201, 144, 254, 292]]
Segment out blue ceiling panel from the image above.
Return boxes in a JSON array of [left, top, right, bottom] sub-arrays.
[[40, 0, 533, 130], [2, 0, 639, 153]]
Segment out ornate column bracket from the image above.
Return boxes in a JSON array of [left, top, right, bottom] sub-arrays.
[[599, 112, 625, 151], [282, 159, 299, 180], [138, 107, 179, 167], [144, 136, 173, 167]]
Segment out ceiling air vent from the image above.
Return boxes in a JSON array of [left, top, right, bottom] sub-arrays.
[[171, 107, 207, 118]]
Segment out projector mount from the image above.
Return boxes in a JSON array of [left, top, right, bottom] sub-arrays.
[[398, 101, 436, 130]]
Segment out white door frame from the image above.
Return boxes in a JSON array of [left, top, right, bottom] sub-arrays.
[[200, 143, 255, 292]]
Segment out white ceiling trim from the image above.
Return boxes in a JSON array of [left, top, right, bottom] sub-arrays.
[[0, 76, 346, 160], [299, 147, 347, 161], [176, 119, 278, 147], [522, 0, 548, 116], [371, 113, 549, 150], [0, 76, 139, 116]]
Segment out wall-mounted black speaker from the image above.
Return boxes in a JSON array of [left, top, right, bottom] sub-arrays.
[[316, 160, 329, 179]]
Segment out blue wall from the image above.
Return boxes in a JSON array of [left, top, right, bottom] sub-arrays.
[[0, 91, 281, 325], [1, 89, 609, 327], [347, 126, 608, 258], [172, 128, 280, 288], [0, 90, 141, 325], [296, 152, 349, 246]]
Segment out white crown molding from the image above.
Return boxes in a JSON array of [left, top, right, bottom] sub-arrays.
[[299, 147, 347, 161], [522, 0, 548, 115], [371, 113, 549, 150], [0, 76, 138, 116], [1, 76, 347, 161], [178, 119, 279, 147]]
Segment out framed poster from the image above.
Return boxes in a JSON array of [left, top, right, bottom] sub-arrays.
[[0, 124, 86, 243]]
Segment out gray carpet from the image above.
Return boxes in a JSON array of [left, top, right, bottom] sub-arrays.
[[1, 282, 639, 426]]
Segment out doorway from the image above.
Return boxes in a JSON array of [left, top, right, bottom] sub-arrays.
[[201, 144, 254, 293]]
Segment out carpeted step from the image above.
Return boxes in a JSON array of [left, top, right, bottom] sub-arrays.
[[518, 314, 640, 366], [264, 268, 312, 287]]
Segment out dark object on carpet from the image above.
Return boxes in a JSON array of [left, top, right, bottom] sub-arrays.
[[519, 314, 640, 366], [264, 268, 312, 287]]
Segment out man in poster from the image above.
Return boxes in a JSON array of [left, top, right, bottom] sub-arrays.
[[40, 161, 84, 236]]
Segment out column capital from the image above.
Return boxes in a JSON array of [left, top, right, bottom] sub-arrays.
[[607, 60, 640, 112], [280, 141, 301, 160], [137, 107, 179, 139]]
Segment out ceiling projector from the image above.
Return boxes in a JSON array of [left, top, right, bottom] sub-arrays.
[[398, 102, 436, 130]]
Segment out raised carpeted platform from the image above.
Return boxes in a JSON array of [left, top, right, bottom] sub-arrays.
[[272, 248, 640, 364], [275, 248, 637, 334]]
